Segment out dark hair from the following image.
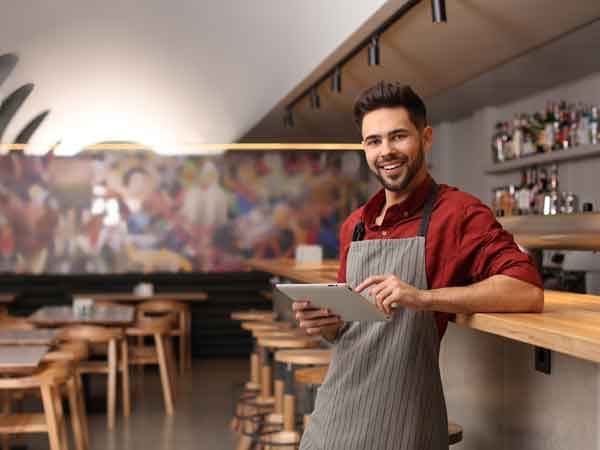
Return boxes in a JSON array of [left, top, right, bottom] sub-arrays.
[[353, 82, 427, 131]]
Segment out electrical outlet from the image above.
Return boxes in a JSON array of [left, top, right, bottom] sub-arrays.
[[535, 347, 551, 374]]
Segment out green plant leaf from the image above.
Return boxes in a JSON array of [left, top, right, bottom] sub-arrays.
[[14, 109, 50, 144], [0, 53, 18, 88], [0, 83, 34, 142]]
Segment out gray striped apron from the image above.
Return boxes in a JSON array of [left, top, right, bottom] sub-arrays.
[[300, 184, 448, 450]]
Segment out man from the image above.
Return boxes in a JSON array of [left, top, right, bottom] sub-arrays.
[[294, 82, 543, 450]]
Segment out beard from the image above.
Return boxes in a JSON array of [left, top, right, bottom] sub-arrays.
[[373, 143, 425, 193]]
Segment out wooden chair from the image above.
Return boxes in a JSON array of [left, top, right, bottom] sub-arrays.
[[0, 362, 81, 450], [57, 325, 129, 430], [125, 313, 177, 416], [136, 300, 191, 374]]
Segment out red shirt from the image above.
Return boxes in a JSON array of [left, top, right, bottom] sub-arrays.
[[337, 174, 542, 339]]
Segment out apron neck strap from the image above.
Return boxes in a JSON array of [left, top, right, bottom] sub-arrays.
[[417, 181, 439, 238]]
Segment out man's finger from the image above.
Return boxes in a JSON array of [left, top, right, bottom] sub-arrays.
[[355, 275, 387, 293], [299, 317, 342, 329], [296, 309, 335, 321], [292, 301, 313, 311]]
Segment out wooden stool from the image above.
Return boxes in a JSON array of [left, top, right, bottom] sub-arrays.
[[58, 325, 129, 430], [236, 335, 320, 450], [231, 310, 276, 322], [0, 362, 80, 450], [126, 313, 177, 416], [137, 300, 192, 374], [241, 321, 291, 388], [257, 349, 332, 450]]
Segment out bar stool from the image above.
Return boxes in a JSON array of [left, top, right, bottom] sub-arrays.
[[236, 334, 321, 450], [231, 328, 306, 435], [137, 300, 192, 373], [230, 310, 276, 322], [260, 349, 333, 450]]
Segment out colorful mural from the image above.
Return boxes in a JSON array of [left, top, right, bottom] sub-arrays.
[[0, 150, 369, 273]]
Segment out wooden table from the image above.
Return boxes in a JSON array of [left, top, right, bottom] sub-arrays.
[[29, 305, 135, 327], [0, 294, 14, 304], [247, 258, 600, 364], [0, 345, 49, 373], [0, 329, 60, 346], [83, 292, 208, 302]]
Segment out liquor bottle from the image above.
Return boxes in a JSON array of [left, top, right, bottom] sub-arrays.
[[531, 112, 546, 153], [548, 164, 561, 215], [577, 104, 591, 146], [591, 107, 599, 145], [535, 167, 549, 215], [543, 103, 555, 152], [522, 115, 536, 156], [511, 116, 523, 159], [517, 169, 531, 214], [528, 167, 539, 213], [553, 102, 564, 150], [558, 101, 571, 149], [491, 122, 506, 163], [568, 105, 578, 148]]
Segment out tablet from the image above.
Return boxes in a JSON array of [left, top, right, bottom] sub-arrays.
[[276, 283, 389, 322]]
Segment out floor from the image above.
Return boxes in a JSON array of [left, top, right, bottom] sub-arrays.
[[20, 358, 249, 450]]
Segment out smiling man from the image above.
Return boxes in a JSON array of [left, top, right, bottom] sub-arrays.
[[294, 82, 544, 450]]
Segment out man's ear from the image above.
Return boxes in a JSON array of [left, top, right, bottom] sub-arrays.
[[422, 126, 433, 153]]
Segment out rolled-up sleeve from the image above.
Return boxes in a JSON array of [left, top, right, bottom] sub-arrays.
[[458, 203, 542, 288]]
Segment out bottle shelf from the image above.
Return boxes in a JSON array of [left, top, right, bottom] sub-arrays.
[[485, 143, 600, 174]]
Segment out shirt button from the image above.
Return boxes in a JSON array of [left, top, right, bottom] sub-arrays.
[[382, 231, 387, 236]]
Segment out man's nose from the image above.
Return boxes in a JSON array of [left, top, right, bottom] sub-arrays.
[[380, 138, 394, 156]]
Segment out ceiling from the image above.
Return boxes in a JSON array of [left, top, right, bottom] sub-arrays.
[[243, 0, 600, 143], [0, 0, 389, 154]]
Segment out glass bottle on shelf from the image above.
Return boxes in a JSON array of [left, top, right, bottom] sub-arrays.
[[522, 115, 536, 157], [577, 104, 591, 146], [517, 169, 531, 214], [531, 112, 545, 153], [511, 115, 523, 159], [491, 122, 506, 163], [548, 164, 561, 215], [568, 105, 578, 148], [503, 121, 514, 160], [527, 167, 539, 214], [591, 106, 599, 145], [543, 103, 555, 152], [535, 167, 549, 215]]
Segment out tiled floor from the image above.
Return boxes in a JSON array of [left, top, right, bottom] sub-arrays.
[[19, 358, 249, 450]]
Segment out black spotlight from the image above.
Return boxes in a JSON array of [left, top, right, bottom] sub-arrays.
[[310, 87, 320, 109], [368, 35, 380, 66], [431, 0, 447, 23], [331, 66, 342, 93], [283, 108, 294, 128]]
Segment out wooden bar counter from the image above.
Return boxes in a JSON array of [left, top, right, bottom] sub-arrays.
[[247, 258, 600, 364]]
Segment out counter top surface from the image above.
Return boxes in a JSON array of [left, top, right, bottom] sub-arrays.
[[248, 258, 600, 364]]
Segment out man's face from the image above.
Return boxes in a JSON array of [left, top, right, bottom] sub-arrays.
[[361, 107, 431, 193]]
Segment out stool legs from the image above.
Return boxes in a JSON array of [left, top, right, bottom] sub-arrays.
[[107, 339, 118, 430], [121, 339, 131, 418], [155, 334, 175, 415], [40, 384, 63, 450], [66, 377, 87, 450]]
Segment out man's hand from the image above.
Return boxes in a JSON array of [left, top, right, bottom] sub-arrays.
[[355, 275, 430, 315], [292, 300, 344, 340]]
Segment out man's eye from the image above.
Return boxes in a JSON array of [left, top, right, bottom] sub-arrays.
[[365, 139, 379, 146], [391, 134, 406, 141]]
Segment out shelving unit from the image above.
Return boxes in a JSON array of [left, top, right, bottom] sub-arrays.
[[485, 143, 600, 174]]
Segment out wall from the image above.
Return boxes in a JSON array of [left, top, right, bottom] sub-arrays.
[[433, 71, 600, 450], [428, 70, 600, 209]]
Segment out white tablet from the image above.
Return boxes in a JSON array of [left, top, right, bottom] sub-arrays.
[[276, 283, 389, 322]]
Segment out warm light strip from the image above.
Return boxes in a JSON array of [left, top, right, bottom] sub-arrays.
[[0, 143, 363, 153]]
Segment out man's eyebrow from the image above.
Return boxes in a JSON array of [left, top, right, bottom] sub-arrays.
[[363, 128, 409, 141]]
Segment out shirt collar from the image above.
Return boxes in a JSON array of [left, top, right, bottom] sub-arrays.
[[362, 174, 434, 228]]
